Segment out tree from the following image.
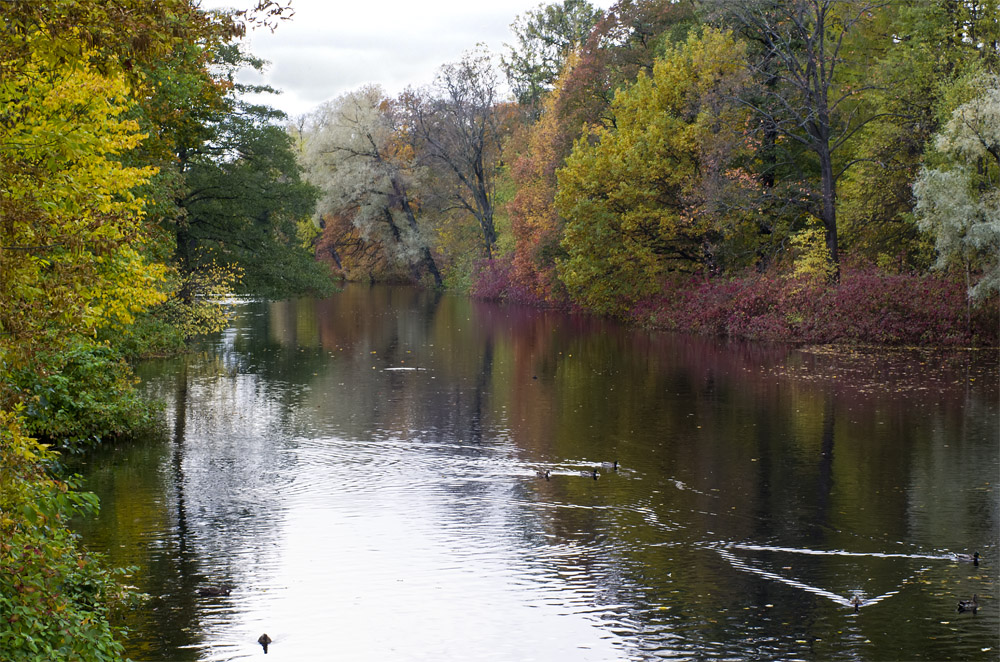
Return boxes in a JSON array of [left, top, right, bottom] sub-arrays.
[[0, 33, 165, 377], [165, 45, 328, 299], [505, 1, 698, 303], [914, 74, 1000, 302], [300, 87, 442, 285], [835, 0, 1000, 267], [403, 49, 508, 259], [708, 0, 892, 279], [502, 0, 603, 112], [556, 0, 697, 132], [507, 63, 577, 303], [555, 29, 749, 314]]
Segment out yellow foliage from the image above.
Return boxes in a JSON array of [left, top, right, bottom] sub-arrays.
[[789, 225, 836, 282], [0, 33, 166, 361], [555, 29, 749, 314]]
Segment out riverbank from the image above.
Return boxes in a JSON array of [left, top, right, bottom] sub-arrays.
[[0, 412, 134, 662], [471, 260, 999, 347]]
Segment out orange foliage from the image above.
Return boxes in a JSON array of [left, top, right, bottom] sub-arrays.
[[314, 211, 410, 283], [505, 64, 581, 305]]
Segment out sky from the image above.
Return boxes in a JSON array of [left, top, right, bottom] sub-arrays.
[[202, 0, 615, 118]]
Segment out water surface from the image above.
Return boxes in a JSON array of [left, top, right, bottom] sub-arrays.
[[75, 285, 999, 660]]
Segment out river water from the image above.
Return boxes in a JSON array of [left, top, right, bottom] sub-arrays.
[[74, 285, 998, 661]]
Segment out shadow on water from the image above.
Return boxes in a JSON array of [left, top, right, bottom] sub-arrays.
[[73, 285, 999, 661]]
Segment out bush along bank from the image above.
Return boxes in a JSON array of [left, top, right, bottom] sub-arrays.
[[470, 258, 998, 347], [630, 266, 998, 346], [0, 410, 139, 662]]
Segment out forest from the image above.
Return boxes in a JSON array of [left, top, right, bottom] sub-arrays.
[[0, 1, 997, 659], [298, 0, 998, 346]]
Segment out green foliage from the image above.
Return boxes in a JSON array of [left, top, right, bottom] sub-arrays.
[[833, 0, 997, 269], [173, 70, 333, 300], [0, 411, 139, 662], [914, 73, 1000, 302], [10, 340, 158, 452], [502, 0, 603, 110]]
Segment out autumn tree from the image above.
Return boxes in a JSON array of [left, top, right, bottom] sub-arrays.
[[507, 67, 577, 303], [556, 29, 749, 314], [403, 49, 508, 259], [300, 86, 442, 285], [0, 14, 166, 400], [707, 0, 893, 279], [0, 2, 295, 658], [506, 1, 697, 303], [556, 0, 697, 132], [502, 0, 603, 113]]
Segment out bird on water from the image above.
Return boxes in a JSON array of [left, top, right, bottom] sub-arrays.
[[258, 633, 272, 653], [953, 551, 980, 565], [197, 585, 231, 597], [957, 595, 979, 613]]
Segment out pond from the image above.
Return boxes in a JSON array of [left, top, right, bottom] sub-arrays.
[[74, 285, 999, 660]]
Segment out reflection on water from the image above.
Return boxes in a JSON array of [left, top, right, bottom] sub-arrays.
[[74, 286, 999, 660]]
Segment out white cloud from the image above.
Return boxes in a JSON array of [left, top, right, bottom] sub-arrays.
[[200, 0, 616, 117]]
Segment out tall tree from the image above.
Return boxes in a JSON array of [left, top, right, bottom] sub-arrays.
[[502, 0, 603, 112], [300, 87, 442, 285], [835, 0, 1000, 266], [0, 32, 164, 372], [159, 44, 332, 305], [507, 63, 577, 303], [556, 29, 749, 314], [403, 49, 508, 259], [914, 74, 1000, 302], [506, 1, 697, 303], [708, 0, 891, 278]]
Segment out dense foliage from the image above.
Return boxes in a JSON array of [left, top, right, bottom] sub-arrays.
[[0, 411, 137, 662], [1, 1, 997, 657], [296, 0, 997, 346], [1, 1, 333, 658]]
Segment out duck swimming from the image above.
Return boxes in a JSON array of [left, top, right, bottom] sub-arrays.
[[197, 585, 231, 597], [601, 460, 618, 471], [580, 468, 599, 480], [957, 595, 979, 613], [850, 595, 863, 612], [536, 469, 551, 480], [258, 633, 272, 653], [954, 551, 980, 565]]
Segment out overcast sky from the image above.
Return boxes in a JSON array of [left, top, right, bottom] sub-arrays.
[[202, 0, 616, 118]]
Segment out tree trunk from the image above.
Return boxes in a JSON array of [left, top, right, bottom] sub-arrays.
[[818, 147, 840, 281], [393, 176, 443, 287]]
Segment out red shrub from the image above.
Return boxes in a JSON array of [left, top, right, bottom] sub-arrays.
[[633, 266, 998, 346]]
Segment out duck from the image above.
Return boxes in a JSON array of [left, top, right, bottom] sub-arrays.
[[850, 595, 863, 612], [258, 633, 272, 653], [601, 460, 619, 471], [536, 469, 551, 480], [953, 551, 980, 565], [580, 468, 599, 480], [957, 595, 979, 613], [197, 585, 231, 597]]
